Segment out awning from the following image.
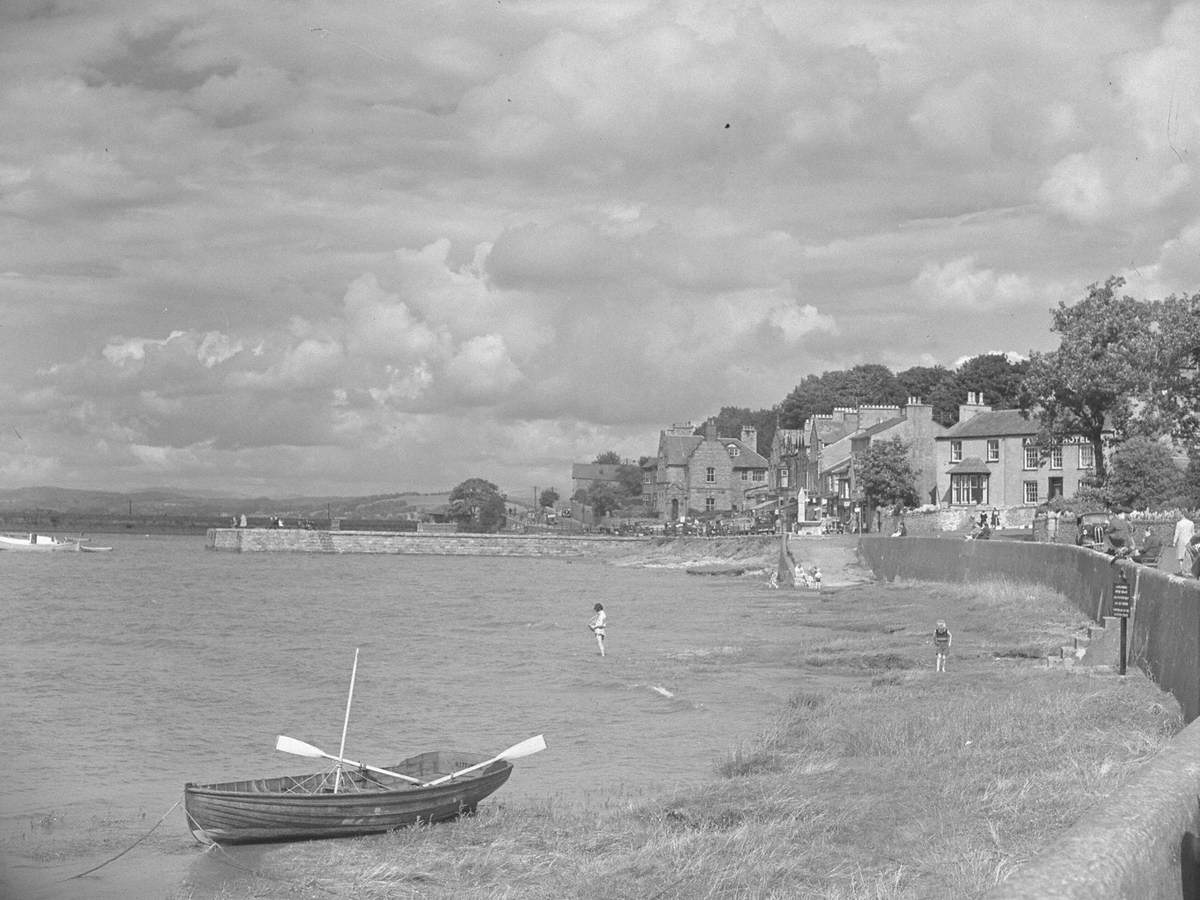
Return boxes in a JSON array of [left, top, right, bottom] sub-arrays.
[[947, 456, 992, 475]]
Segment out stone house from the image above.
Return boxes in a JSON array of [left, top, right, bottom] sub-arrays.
[[649, 420, 769, 520], [933, 393, 1106, 512], [813, 399, 945, 527]]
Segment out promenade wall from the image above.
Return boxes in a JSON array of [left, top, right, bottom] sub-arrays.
[[205, 527, 646, 557], [858, 535, 1200, 899]]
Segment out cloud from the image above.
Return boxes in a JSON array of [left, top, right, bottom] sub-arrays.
[[913, 257, 1032, 308], [2, 1, 1199, 495]]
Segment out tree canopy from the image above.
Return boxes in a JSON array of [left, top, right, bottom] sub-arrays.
[[448, 477, 506, 533], [1105, 437, 1185, 510], [853, 437, 920, 514], [1022, 276, 1161, 480]]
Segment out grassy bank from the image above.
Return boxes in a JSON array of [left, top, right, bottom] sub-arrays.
[[186, 577, 1180, 900]]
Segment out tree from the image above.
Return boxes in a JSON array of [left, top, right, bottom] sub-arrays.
[[1020, 277, 1149, 480], [538, 487, 559, 509], [853, 437, 920, 523], [896, 365, 950, 405], [614, 464, 643, 498], [957, 353, 1029, 410], [700, 406, 776, 455], [1131, 291, 1200, 446], [586, 482, 622, 517], [1105, 437, 1184, 510], [778, 364, 906, 428], [594, 451, 621, 464], [448, 477, 507, 533]]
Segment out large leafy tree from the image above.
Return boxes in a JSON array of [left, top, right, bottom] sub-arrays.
[[1132, 291, 1200, 446], [853, 437, 920, 521], [896, 364, 951, 406], [538, 487, 559, 509], [586, 482, 622, 517], [1020, 277, 1148, 480], [779, 364, 906, 428], [1105, 437, 1184, 510], [696, 406, 776, 456], [593, 450, 622, 464], [448, 478, 507, 533]]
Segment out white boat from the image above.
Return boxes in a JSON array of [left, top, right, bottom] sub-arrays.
[[0, 533, 111, 552]]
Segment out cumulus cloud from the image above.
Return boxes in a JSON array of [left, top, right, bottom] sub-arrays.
[[2, 1, 1199, 495]]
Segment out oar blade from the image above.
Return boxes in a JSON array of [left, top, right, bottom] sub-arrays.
[[498, 734, 546, 761], [276, 735, 327, 758]]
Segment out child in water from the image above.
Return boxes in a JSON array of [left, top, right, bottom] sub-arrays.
[[933, 620, 952, 673], [588, 603, 607, 657]]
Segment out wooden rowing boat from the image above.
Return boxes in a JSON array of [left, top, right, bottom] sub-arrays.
[[184, 749, 513, 844]]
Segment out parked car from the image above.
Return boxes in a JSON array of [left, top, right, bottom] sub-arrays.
[[1075, 511, 1110, 549]]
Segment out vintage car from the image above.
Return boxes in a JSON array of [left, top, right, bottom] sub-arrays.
[[1074, 511, 1111, 549]]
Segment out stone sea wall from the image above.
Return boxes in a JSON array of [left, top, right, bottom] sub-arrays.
[[206, 527, 653, 556]]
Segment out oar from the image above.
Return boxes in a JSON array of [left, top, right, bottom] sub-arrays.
[[422, 735, 546, 787], [274, 735, 423, 785]]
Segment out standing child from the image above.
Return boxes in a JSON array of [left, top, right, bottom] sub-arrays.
[[589, 603, 607, 657], [933, 620, 952, 673]]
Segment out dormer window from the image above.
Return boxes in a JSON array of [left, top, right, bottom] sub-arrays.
[[727, 444, 739, 458]]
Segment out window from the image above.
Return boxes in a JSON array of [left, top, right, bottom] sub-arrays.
[[1024, 446, 1039, 470], [1050, 446, 1063, 470], [1024, 481, 1039, 504], [705, 497, 715, 512], [950, 440, 963, 462], [986, 439, 999, 462], [741, 470, 748, 481], [752, 470, 765, 482], [727, 444, 739, 458], [1079, 444, 1095, 469], [778, 467, 790, 488], [951, 474, 989, 505], [705, 467, 715, 483]]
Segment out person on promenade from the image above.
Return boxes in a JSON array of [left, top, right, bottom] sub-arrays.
[[1174, 512, 1195, 575], [933, 621, 952, 673], [1133, 526, 1162, 565], [588, 603, 607, 657]]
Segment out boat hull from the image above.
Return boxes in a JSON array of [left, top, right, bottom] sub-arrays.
[[184, 750, 512, 844], [0, 533, 80, 551]]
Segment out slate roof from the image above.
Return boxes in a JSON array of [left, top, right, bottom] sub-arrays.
[[941, 409, 1038, 438], [947, 457, 993, 474]]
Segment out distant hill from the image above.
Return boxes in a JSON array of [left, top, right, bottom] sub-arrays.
[[0, 486, 453, 519]]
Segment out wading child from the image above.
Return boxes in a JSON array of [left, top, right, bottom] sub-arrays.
[[933, 620, 952, 673], [588, 603, 607, 657]]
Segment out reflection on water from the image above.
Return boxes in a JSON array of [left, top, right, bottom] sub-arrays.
[[0, 535, 811, 898]]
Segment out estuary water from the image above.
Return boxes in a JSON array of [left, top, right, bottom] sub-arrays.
[[0, 535, 814, 899]]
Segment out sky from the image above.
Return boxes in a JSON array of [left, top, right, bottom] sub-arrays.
[[2, 1, 1199, 499]]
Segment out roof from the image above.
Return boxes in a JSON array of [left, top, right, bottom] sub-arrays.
[[571, 463, 625, 481], [660, 433, 703, 466], [820, 455, 852, 476], [852, 416, 907, 440], [947, 457, 993, 475], [942, 409, 1039, 439]]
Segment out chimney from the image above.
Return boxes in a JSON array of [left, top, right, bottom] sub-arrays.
[[958, 391, 990, 423], [704, 419, 718, 441], [740, 425, 757, 450]]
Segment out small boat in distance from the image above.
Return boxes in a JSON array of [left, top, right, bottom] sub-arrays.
[[0, 533, 113, 552], [184, 749, 514, 845]]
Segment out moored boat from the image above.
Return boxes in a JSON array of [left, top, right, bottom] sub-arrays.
[[184, 749, 513, 844], [0, 533, 81, 551]]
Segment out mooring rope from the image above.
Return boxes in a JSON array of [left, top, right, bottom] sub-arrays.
[[61, 799, 181, 881]]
